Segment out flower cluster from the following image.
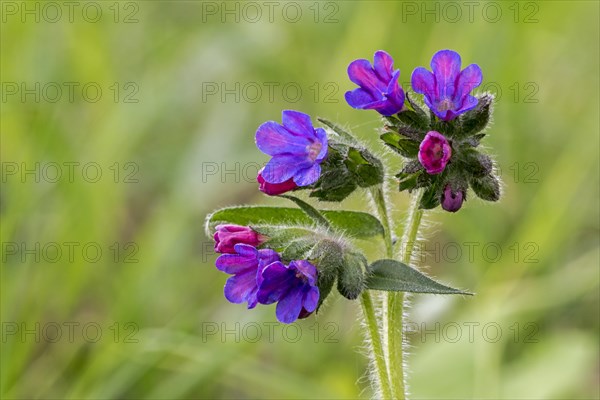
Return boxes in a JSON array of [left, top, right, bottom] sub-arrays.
[[209, 49, 500, 323], [347, 49, 500, 212], [214, 224, 320, 323]]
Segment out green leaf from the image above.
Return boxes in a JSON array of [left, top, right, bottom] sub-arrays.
[[396, 109, 429, 131], [317, 117, 359, 145], [462, 149, 493, 177], [419, 176, 442, 210], [323, 210, 384, 238], [310, 181, 357, 202], [281, 195, 331, 229], [316, 272, 335, 312], [206, 206, 384, 239], [380, 132, 420, 158], [405, 92, 429, 121], [253, 226, 315, 249], [309, 240, 345, 275], [398, 172, 420, 192], [431, 118, 459, 138], [345, 148, 384, 187], [460, 94, 493, 137], [397, 126, 426, 141], [399, 160, 423, 175], [310, 143, 357, 202], [281, 238, 317, 261], [470, 174, 501, 201], [337, 252, 367, 300], [311, 145, 357, 201], [366, 259, 472, 295], [465, 132, 486, 147]]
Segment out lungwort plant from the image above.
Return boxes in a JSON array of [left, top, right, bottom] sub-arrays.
[[205, 49, 501, 399]]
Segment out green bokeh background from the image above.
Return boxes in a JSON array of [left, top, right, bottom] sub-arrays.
[[2, 1, 599, 399]]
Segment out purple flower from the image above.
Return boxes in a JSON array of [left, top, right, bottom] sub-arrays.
[[418, 131, 452, 174], [255, 110, 328, 187], [257, 167, 298, 196], [257, 260, 320, 324], [214, 224, 265, 254], [441, 184, 465, 212], [215, 244, 280, 309], [345, 50, 405, 116], [411, 49, 482, 121]]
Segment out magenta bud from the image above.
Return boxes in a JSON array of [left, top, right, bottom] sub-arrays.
[[298, 308, 314, 320], [418, 131, 452, 174], [441, 184, 464, 212], [214, 224, 265, 254], [257, 168, 298, 196]]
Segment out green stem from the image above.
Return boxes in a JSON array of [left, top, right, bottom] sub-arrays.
[[370, 186, 394, 259], [387, 190, 424, 399], [368, 186, 425, 399], [400, 191, 424, 265], [360, 291, 393, 399], [371, 186, 405, 400], [366, 186, 394, 398]]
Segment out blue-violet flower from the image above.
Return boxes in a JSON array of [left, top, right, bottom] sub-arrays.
[[418, 131, 452, 174], [257, 260, 320, 324], [255, 110, 328, 187], [215, 244, 280, 309], [345, 50, 405, 116], [411, 49, 482, 121]]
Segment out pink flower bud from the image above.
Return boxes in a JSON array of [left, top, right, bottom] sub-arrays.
[[257, 168, 298, 196], [441, 184, 464, 212], [213, 224, 265, 254], [418, 131, 452, 174]]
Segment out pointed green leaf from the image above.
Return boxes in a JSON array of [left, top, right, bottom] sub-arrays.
[[337, 252, 367, 300], [317, 117, 359, 145], [281, 195, 331, 229], [380, 132, 420, 158], [405, 92, 429, 121], [252, 226, 315, 249], [396, 109, 429, 131], [459, 94, 493, 137], [309, 240, 344, 276], [366, 259, 472, 295], [419, 176, 442, 210], [281, 238, 317, 261], [465, 132, 486, 147], [399, 172, 420, 192], [345, 147, 384, 187], [462, 149, 493, 177], [206, 206, 384, 239], [470, 174, 501, 201], [431, 118, 459, 138], [316, 272, 335, 312], [309, 181, 357, 202]]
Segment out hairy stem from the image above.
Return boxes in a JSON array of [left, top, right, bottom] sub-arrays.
[[371, 186, 405, 399], [368, 185, 425, 399], [399, 191, 424, 266], [370, 186, 394, 258], [360, 291, 393, 399], [388, 190, 424, 399]]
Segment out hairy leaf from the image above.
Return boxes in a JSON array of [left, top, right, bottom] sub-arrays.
[[206, 206, 384, 239], [366, 259, 471, 295]]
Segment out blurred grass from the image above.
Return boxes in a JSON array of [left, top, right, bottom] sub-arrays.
[[1, 1, 599, 399]]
